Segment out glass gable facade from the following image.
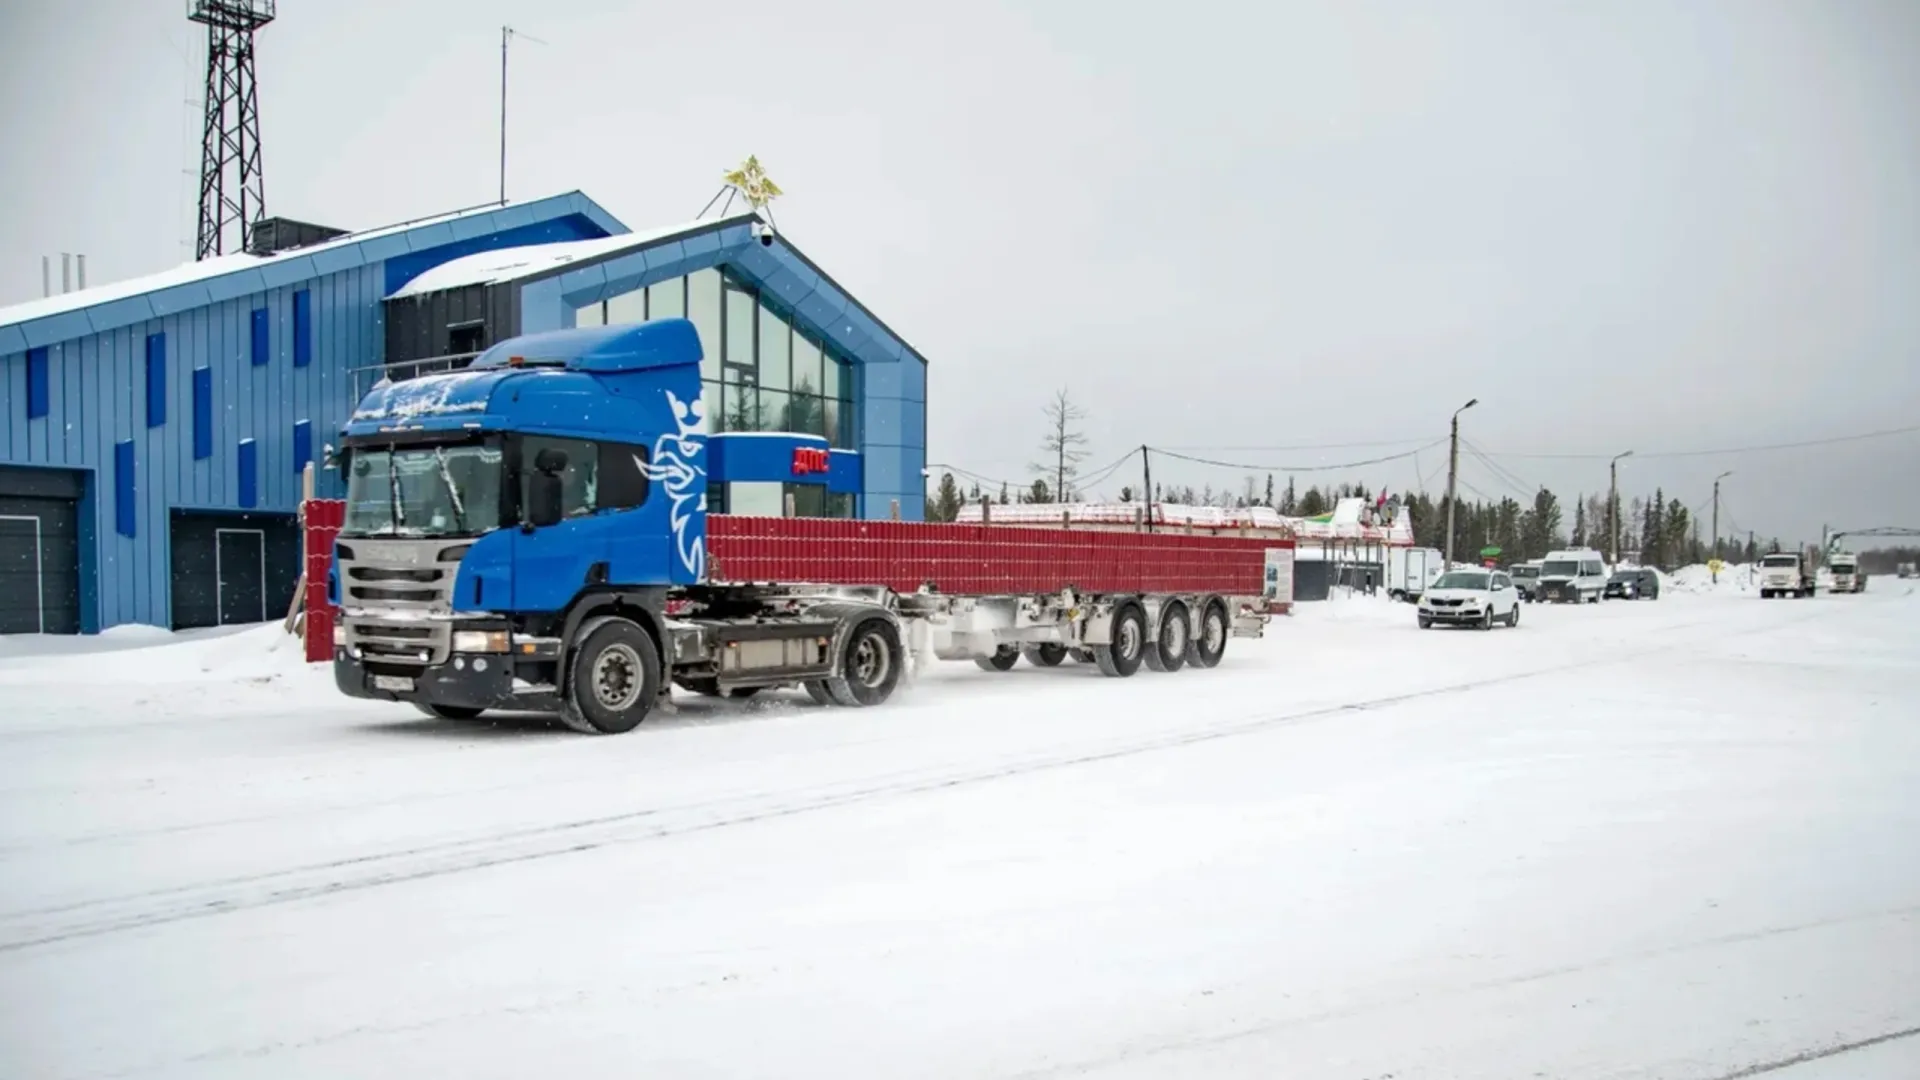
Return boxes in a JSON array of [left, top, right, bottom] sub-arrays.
[[575, 267, 855, 450]]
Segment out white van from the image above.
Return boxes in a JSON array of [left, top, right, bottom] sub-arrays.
[[1388, 547, 1444, 602], [1536, 548, 1608, 604]]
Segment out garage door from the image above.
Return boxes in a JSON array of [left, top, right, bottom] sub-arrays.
[[0, 469, 84, 635], [169, 510, 301, 630]]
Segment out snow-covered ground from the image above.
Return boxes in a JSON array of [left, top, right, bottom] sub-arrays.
[[3, 585, 1918, 1079]]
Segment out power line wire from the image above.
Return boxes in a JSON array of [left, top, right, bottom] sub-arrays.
[[1147, 438, 1447, 474], [1155, 435, 1444, 453], [1478, 423, 1920, 461]]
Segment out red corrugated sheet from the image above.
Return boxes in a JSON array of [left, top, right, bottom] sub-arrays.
[[708, 516, 1290, 596], [303, 498, 345, 663]]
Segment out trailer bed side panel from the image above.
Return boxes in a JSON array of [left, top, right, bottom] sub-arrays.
[[707, 516, 1288, 596]]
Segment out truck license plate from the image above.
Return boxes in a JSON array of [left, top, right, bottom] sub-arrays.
[[372, 674, 415, 693]]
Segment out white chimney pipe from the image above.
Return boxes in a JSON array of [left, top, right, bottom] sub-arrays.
[[62, 253, 72, 293], [76, 254, 86, 289]]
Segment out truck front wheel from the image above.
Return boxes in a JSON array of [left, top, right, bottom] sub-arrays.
[[828, 618, 904, 707], [560, 619, 662, 735], [413, 702, 485, 721]]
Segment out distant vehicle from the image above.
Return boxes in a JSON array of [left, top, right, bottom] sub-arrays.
[[1417, 569, 1522, 630], [1536, 549, 1607, 604], [1900, 562, 1915, 579], [1604, 568, 1660, 600], [1388, 547, 1443, 602], [1509, 560, 1543, 601], [1827, 553, 1863, 594], [1759, 551, 1817, 598]]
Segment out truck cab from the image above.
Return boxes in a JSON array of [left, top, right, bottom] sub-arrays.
[[330, 320, 724, 730], [1759, 551, 1814, 598], [1827, 553, 1861, 594]]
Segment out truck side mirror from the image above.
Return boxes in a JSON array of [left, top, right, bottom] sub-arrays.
[[527, 472, 565, 528]]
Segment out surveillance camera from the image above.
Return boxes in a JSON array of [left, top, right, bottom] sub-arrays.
[[751, 221, 776, 247]]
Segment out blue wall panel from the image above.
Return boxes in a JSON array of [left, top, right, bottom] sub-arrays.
[[192, 366, 212, 459], [25, 347, 48, 418], [292, 290, 312, 367], [237, 438, 258, 508], [292, 419, 312, 473], [250, 307, 269, 365], [114, 440, 136, 536], [145, 333, 166, 427]]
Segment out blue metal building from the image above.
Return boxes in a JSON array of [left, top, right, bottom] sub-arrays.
[[0, 193, 929, 634]]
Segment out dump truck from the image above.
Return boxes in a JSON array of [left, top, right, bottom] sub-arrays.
[[325, 320, 1289, 734], [1758, 549, 1817, 598]]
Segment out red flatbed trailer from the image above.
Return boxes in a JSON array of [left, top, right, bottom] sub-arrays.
[[699, 515, 1292, 685]]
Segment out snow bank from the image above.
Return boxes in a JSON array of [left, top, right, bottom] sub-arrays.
[[0, 622, 322, 689], [1664, 563, 1758, 595]]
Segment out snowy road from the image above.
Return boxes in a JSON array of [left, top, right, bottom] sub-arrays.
[[2, 587, 1917, 1078]]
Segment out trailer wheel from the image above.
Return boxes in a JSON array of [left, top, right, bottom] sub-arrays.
[[803, 680, 834, 706], [1094, 601, 1147, 678], [827, 618, 904, 707], [1022, 643, 1068, 667], [559, 618, 661, 735], [1143, 600, 1189, 672], [974, 644, 1020, 672], [412, 702, 485, 721], [1186, 597, 1229, 669], [1069, 648, 1096, 664]]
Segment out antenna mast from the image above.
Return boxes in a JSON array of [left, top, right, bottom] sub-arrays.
[[188, 0, 276, 259]]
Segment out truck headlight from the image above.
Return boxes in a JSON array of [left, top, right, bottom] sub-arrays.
[[333, 624, 346, 647], [451, 630, 509, 653]]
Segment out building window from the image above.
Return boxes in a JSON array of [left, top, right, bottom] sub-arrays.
[[758, 300, 791, 390], [606, 287, 645, 326], [576, 301, 606, 327], [250, 308, 270, 366], [648, 277, 685, 320], [25, 346, 49, 419], [687, 269, 722, 382], [145, 332, 167, 428], [192, 366, 213, 459], [448, 322, 484, 356]]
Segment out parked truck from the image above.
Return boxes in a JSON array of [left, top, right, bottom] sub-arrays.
[[326, 321, 1286, 734], [1387, 546, 1443, 603], [1758, 549, 1817, 598]]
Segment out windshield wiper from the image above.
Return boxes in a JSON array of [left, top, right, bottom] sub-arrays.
[[386, 450, 405, 534], [434, 447, 468, 533]]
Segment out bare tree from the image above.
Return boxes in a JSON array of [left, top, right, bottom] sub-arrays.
[[1030, 388, 1089, 502]]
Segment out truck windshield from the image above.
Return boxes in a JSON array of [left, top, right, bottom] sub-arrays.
[[1761, 555, 1799, 568], [343, 443, 504, 538], [1511, 566, 1538, 579], [1541, 560, 1578, 577]]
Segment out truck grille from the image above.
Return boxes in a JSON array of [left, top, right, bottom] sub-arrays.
[[336, 538, 464, 665]]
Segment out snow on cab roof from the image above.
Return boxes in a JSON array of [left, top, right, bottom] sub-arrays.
[[386, 213, 759, 300], [0, 192, 618, 333]]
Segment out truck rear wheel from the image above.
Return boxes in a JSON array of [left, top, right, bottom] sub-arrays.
[[560, 619, 661, 735], [827, 618, 903, 707], [974, 644, 1020, 672], [804, 680, 834, 706], [1143, 599, 1189, 672], [1094, 601, 1147, 678], [1022, 643, 1068, 667], [1186, 597, 1229, 668]]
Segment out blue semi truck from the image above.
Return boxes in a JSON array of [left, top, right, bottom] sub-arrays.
[[328, 320, 1272, 734]]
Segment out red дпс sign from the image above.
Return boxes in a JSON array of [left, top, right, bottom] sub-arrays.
[[791, 447, 830, 476]]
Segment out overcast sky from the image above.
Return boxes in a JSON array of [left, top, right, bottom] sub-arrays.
[[3, 0, 1916, 546]]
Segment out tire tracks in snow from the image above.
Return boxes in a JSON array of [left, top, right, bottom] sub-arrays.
[[0, 600, 1848, 954]]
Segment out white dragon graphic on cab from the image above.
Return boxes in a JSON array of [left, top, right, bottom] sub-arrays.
[[644, 389, 708, 582]]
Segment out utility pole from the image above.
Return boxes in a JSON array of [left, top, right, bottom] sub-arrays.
[[1711, 470, 1732, 583], [1140, 445, 1153, 533], [1443, 398, 1477, 568], [1608, 450, 1633, 565]]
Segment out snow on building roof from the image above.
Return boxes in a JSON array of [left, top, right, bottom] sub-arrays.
[[385, 213, 757, 299], [0, 191, 623, 341]]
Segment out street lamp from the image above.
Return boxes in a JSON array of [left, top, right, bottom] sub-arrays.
[[1608, 450, 1633, 565], [1443, 399, 1478, 568], [1711, 471, 1733, 582]]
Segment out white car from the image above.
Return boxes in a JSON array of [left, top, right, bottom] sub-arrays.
[[1417, 569, 1522, 630]]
